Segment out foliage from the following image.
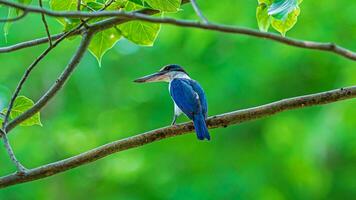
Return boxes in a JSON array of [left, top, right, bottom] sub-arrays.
[[118, 2, 161, 46], [88, 27, 122, 66], [256, 0, 302, 36], [0, 96, 42, 126]]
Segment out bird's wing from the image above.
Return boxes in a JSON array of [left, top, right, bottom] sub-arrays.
[[189, 80, 208, 119], [169, 79, 202, 119]]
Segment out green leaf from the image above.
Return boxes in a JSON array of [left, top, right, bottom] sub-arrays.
[[256, 3, 271, 32], [50, 0, 95, 29], [271, 6, 300, 36], [118, 21, 161, 46], [2, 96, 42, 127], [118, 2, 161, 46], [268, 0, 298, 20], [50, 0, 78, 25], [88, 28, 122, 66], [145, 0, 181, 12]]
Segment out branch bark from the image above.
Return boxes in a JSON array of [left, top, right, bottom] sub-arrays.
[[0, 86, 355, 188]]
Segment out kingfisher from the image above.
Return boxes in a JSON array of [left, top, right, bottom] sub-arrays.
[[134, 64, 210, 141]]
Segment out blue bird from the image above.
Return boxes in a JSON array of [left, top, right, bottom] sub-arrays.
[[134, 64, 210, 141]]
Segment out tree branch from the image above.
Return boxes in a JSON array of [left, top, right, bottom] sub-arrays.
[[89, 15, 356, 61], [0, 0, 171, 53], [0, 25, 90, 176], [39, 0, 52, 46], [4, 31, 93, 133], [2, 23, 87, 129], [0, 0, 355, 61], [0, 33, 64, 53], [0, 86, 355, 188]]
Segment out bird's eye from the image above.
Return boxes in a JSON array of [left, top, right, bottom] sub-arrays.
[[160, 66, 170, 71]]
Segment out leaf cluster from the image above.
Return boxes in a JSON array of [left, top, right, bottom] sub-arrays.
[[256, 0, 303, 36]]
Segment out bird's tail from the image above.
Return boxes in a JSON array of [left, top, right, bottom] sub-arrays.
[[193, 115, 210, 141]]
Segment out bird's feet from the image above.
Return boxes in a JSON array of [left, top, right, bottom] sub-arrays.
[[171, 116, 178, 126]]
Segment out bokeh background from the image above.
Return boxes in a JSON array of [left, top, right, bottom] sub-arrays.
[[0, 0, 356, 199]]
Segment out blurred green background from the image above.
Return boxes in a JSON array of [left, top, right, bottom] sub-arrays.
[[0, 0, 356, 199]]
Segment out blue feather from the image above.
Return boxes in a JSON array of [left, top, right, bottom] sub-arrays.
[[170, 78, 210, 140], [193, 114, 210, 140]]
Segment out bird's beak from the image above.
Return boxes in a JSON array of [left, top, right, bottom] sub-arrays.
[[134, 71, 168, 83]]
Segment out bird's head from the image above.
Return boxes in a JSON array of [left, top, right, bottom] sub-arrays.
[[134, 64, 189, 83]]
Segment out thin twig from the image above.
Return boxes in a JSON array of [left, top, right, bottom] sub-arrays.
[[2, 0, 115, 132], [0, 86, 355, 188], [0, 23, 88, 174], [0, 0, 355, 61], [1, 0, 115, 128], [4, 30, 93, 133], [0, 33, 64, 53], [38, 0, 52, 46], [2, 6, 83, 128], [190, 0, 208, 24], [0, 129, 27, 174], [2, 23, 86, 129], [0, 11, 27, 23]]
